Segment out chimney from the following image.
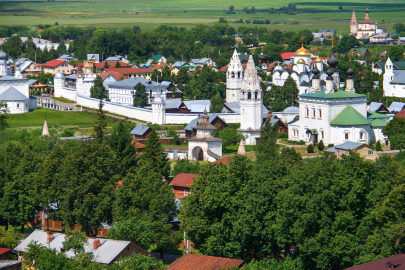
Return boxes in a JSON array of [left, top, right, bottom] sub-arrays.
[[194, 96, 196, 100], [401, 99, 403, 103], [198, 114, 201, 119], [93, 239, 101, 249], [379, 99, 382, 103], [46, 231, 54, 243], [268, 111, 273, 119]]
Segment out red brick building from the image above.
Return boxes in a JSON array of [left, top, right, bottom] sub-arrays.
[[169, 173, 198, 199]]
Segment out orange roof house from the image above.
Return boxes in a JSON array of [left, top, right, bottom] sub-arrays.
[[167, 254, 244, 270], [43, 60, 74, 75], [169, 173, 198, 199]]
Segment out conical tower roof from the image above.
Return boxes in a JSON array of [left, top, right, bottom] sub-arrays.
[[351, 9, 357, 22], [228, 49, 242, 72], [237, 139, 246, 155], [241, 55, 260, 92], [41, 119, 51, 137]]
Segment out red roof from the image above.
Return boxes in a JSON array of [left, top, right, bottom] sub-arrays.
[[345, 254, 405, 270], [218, 66, 228, 72], [167, 254, 244, 270], [170, 173, 198, 188], [395, 108, 405, 118], [0, 248, 11, 255], [93, 61, 132, 70], [212, 156, 234, 165], [280, 52, 295, 60], [265, 62, 280, 71], [101, 71, 127, 81], [43, 60, 65, 68]]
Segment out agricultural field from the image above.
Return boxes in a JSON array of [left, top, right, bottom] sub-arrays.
[[1, 0, 405, 33]]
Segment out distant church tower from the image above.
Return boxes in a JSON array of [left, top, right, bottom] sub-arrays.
[[226, 49, 244, 103], [383, 56, 394, 94], [350, 9, 358, 36], [152, 93, 166, 124], [238, 55, 263, 145]]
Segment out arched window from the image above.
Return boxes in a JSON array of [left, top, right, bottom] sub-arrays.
[[248, 92, 252, 99], [232, 72, 235, 78], [238, 71, 241, 78], [255, 92, 258, 99]]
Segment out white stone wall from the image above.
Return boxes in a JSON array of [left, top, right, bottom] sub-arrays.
[[7, 100, 29, 114], [330, 125, 371, 145], [243, 130, 261, 145], [188, 141, 222, 162], [240, 99, 263, 130]]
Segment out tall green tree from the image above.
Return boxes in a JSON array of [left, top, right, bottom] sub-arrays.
[[63, 230, 88, 256], [94, 100, 108, 144], [0, 101, 9, 131], [133, 82, 148, 108], [209, 92, 224, 113], [115, 60, 121, 68], [90, 75, 109, 100]]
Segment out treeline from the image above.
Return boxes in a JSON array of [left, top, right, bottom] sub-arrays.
[[1, 24, 314, 67]]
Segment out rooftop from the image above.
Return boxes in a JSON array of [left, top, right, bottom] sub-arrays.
[[299, 90, 366, 99], [167, 254, 244, 270], [130, 125, 151, 136], [170, 173, 198, 188], [345, 253, 405, 270], [330, 106, 370, 126]]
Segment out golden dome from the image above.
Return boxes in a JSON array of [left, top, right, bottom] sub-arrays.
[[295, 45, 311, 56], [315, 56, 323, 63], [297, 58, 305, 64]]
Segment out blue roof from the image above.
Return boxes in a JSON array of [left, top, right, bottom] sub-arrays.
[[130, 125, 151, 136], [388, 101, 405, 112], [369, 102, 388, 112], [283, 106, 299, 113], [184, 114, 222, 131], [332, 141, 365, 150], [0, 87, 28, 101]]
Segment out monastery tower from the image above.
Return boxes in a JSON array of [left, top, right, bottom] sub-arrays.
[[350, 9, 358, 35], [226, 49, 244, 103]]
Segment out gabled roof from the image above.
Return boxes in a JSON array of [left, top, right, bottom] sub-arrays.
[[391, 70, 405, 84], [165, 98, 182, 109], [43, 59, 65, 68], [19, 60, 33, 71], [370, 118, 388, 127], [94, 61, 132, 70], [184, 114, 221, 131], [280, 52, 295, 60], [153, 54, 164, 61], [167, 253, 244, 270], [101, 71, 127, 81], [14, 230, 147, 265], [330, 106, 370, 126], [395, 108, 405, 118], [369, 102, 389, 113], [182, 100, 211, 113], [349, 48, 370, 56], [0, 248, 11, 255], [389, 101, 405, 112], [0, 87, 28, 101], [344, 253, 405, 270], [170, 173, 198, 188], [367, 111, 388, 119], [130, 125, 151, 136], [334, 141, 365, 150], [212, 155, 234, 165]]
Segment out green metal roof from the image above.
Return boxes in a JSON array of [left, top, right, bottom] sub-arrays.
[[299, 90, 366, 99], [367, 111, 388, 119], [370, 118, 388, 127], [330, 106, 371, 126], [349, 48, 370, 56], [153, 54, 163, 61], [239, 55, 250, 62], [375, 61, 405, 72]]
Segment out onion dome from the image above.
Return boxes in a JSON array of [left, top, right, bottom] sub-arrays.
[[326, 67, 334, 78], [347, 64, 354, 78], [55, 72, 65, 79], [312, 65, 320, 76], [0, 49, 7, 60], [315, 56, 323, 63], [295, 45, 311, 56], [297, 58, 305, 64], [328, 52, 339, 67]]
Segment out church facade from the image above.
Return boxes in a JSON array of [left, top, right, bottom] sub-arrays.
[[0, 49, 37, 114], [288, 54, 386, 145], [383, 57, 405, 98], [350, 8, 384, 39]]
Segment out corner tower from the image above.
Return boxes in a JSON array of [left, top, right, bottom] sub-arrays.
[[226, 49, 244, 103], [238, 55, 263, 145], [350, 9, 358, 36]]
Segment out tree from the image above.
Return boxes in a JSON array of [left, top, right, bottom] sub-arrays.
[[256, 119, 279, 162], [0, 101, 9, 131], [115, 60, 121, 68], [172, 159, 200, 176], [0, 227, 23, 248], [229, 5, 235, 12], [383, 116, 405, 138], [167, 128, 180, 145], [307, 144, 314, 153], [267, 77, 298, 112], [103, 61, 109, 69], [132, 26, 141, 34], [94, 100, 108, 144], [90, 75, 108, 100], [108, 121, 138, 176], [109, 253, 163, 270], [209, 92, 224, 113], [389, 46, 405, 61], [389, 133, 405, 150], [63, 230, 88, 256], [244, 257, 304, 270], [217, 127, 244, 148], [133, 82, 148, 108], [317, 140, 325, 151]]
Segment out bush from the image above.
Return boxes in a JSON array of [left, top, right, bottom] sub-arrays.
[[60, 129, 75, 137], [298, 140, 305, 145], [390, 134, 405, 150], [276, 133, 288, 139], [328, 144, 334, 147], [307, 144, 314, 153], [376, 141, 383, 151], [317, 140, 325, 151], [55, 22, 59, 25]]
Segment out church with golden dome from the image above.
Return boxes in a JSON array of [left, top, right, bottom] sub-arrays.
[[272, 44, 328, 95]]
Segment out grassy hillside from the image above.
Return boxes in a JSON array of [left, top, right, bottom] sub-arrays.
[[1, 0, 404, 34]]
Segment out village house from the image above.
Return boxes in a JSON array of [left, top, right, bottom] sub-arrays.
[[29, 80, 54, 95], [368, 101, 390, 114], [326, 141, 378, 160], [14, 230, 149, 265], [19, 61, 41, 76], [348, 48, 372, 58], [131, 125, 152, 141], [43, 60, 75, 75], [153, 54, 167, 63], [169, 173, 198, 199]]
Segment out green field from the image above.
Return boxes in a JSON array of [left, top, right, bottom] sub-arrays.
[[7, 107, 114, 128], [1, 0, 405, 34]]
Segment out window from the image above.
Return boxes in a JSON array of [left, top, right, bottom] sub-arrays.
[[319, 109, 322, 119], [248, 92, 252, 99], [360, 133, 364, 140], [345, 133, 349, 140], [184, 189, 189, 196], [337, 150, 340, 155], [368, 150, 373, 155], [312, 109, 316, 118], [305, 108, 309, 117], [17, 103, 20, 108], [321, 131, 324, 139]]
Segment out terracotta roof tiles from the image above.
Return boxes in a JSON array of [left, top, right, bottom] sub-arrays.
[[345, 254, 405, 270], [212, 156, 234, 165], [167, 254, 244, 270], [170, 173, 198, 188], [43, 59, 65, 68]]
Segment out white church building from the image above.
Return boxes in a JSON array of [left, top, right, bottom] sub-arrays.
[[383, 57, 405, 98], [288, 53, 387, 145], [0, 49, 37, 114]]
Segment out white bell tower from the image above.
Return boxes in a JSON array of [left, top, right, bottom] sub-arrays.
[[238, 55, 263, 145], [152, 93, 166, 124], [226, 49, 244, 103], [383, 57, 394, 96], [53, 72, 65, 98]]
